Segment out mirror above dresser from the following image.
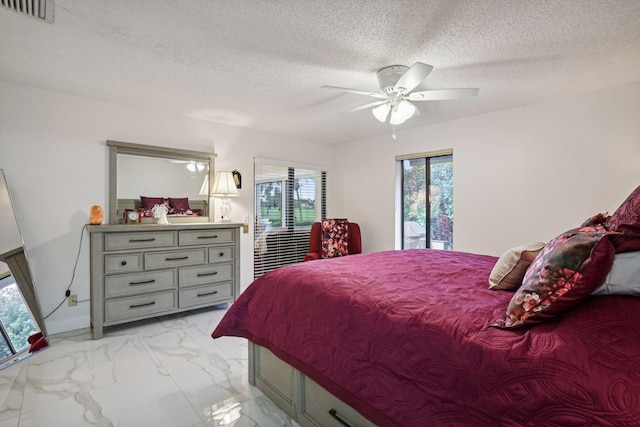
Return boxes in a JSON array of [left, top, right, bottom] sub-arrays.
[[107, 140, 217, 224]]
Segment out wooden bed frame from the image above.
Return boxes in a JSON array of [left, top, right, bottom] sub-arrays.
[[249, 343, 376, 427]]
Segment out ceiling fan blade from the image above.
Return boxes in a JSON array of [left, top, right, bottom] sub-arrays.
[[394, 62, 433, 94], [407, 88, 479, 101], [341, 100, 386, 114], [321, 85, 385, 99]]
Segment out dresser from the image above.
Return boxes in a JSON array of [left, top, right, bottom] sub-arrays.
[[88, 223, 241, 339]]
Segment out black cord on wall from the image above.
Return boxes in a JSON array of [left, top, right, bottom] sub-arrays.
[[43, 224, 89, 320]]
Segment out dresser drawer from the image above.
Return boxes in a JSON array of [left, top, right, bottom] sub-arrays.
[[179, 229, 234, 246], [104, 231, 176, 251], [104, 291, 177, 322], [145, 249, 206, 269], [208, 246, 234, 263], [105, 270, 176, 298], [105, 254, 142, 274], [179, 282, 233, 308], [179, 263, 233, 287], [300, 377, 376, 427]]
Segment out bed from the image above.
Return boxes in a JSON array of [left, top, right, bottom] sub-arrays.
[[212, 186, 640, 426]]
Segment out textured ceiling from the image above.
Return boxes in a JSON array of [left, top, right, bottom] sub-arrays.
[[1, 0, 639, 144]]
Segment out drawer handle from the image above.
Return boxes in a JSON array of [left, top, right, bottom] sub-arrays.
[[197, 290, 218, 297], [197, 235, 218, 239], [165, 256, 189, 261], [129, 238, 156, 242], [129, 279, 156, 286], [218, 252, 225, 257], [121, 261, 127, 266], [197, 271, 218, 277], [328, 409, 352, 427], [129, 301, 156, 309]]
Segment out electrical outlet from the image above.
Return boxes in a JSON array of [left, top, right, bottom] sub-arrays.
[[68, 294, 77, 307]]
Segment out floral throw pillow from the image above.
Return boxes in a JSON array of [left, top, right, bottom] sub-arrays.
[[608, 185, 640, 253], [321, 219, 349, 258], [492, 225, 614, 329], [580, 211, 610, 227]]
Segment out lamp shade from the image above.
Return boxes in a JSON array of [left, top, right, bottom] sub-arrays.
[[372, 103, 391, 122], [198, 175, 210, 196], [389, 100, 416, 125], [211, 171, 239, 197]]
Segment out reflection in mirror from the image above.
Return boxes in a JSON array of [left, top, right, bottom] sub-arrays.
[[107, 141, 217, 224], [0, 170, 47, 367], [1, 271, 38, 360], [117, 155, 209, 215]]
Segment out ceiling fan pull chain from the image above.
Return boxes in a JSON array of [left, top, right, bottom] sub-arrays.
[[392, 125, 397, 140]]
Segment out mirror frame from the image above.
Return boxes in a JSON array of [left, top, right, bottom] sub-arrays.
[[0, 169, 47, 343], [107, 140, 217, 224]]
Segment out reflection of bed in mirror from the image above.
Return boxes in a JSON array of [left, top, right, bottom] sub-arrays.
[[107, 140, 217, 224], [116, 198, 209, 222], [0, 169, 47, 363]]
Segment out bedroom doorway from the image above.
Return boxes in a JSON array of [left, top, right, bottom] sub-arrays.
[[398, 151, 453, 250]]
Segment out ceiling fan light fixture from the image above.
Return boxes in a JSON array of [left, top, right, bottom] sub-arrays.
[[372, 103, 391, 122], [389, 100, 416, 125], [322, 62, 477, 129]]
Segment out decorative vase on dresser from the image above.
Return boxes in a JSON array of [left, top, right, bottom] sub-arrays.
[[88, 222, 241, 339]]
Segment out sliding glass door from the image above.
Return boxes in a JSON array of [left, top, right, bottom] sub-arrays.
[[400, 153, 453, 250]]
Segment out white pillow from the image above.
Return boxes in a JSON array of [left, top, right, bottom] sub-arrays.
[[592, 251, 640, 296], [489, 242, 546, 290]]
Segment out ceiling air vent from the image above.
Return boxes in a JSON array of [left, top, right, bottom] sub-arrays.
[[1, 0, 53, 23]]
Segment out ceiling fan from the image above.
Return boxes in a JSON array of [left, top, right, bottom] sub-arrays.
[[322, 62, 479, 125]]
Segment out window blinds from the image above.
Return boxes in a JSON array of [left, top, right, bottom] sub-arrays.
[[254, 161, 326, 278]]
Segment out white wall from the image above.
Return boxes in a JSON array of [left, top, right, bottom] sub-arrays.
[[0, 81, 334, 335], [334, 82, 640, 256], [2, 80, 639, 335]]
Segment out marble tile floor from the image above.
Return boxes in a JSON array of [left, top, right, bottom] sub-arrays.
[[0, 307, 299, 427]]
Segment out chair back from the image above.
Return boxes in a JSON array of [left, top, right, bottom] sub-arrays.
[[305, 220, 361, 261]]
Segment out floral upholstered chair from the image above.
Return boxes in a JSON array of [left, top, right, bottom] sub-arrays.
[[304, 219, 362, 261]]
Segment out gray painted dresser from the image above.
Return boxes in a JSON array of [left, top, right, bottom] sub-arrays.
[[88, 223, 241, 339]]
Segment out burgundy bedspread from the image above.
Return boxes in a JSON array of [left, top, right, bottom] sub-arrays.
[[212, 249, 640, 426]]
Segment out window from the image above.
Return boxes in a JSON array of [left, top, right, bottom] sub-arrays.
[[254, 160, 326, 278], [397, 150, 453, 250], [0, 272, 37, 364]]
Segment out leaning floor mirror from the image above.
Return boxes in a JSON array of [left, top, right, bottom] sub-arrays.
[[0, 169, 47, 368]]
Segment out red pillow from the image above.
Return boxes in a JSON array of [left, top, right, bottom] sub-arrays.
[[608, 185, 640, 253], [492, 225, 614, 329], [169, 197, 190, 212], [140, 196, 165, 210]]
